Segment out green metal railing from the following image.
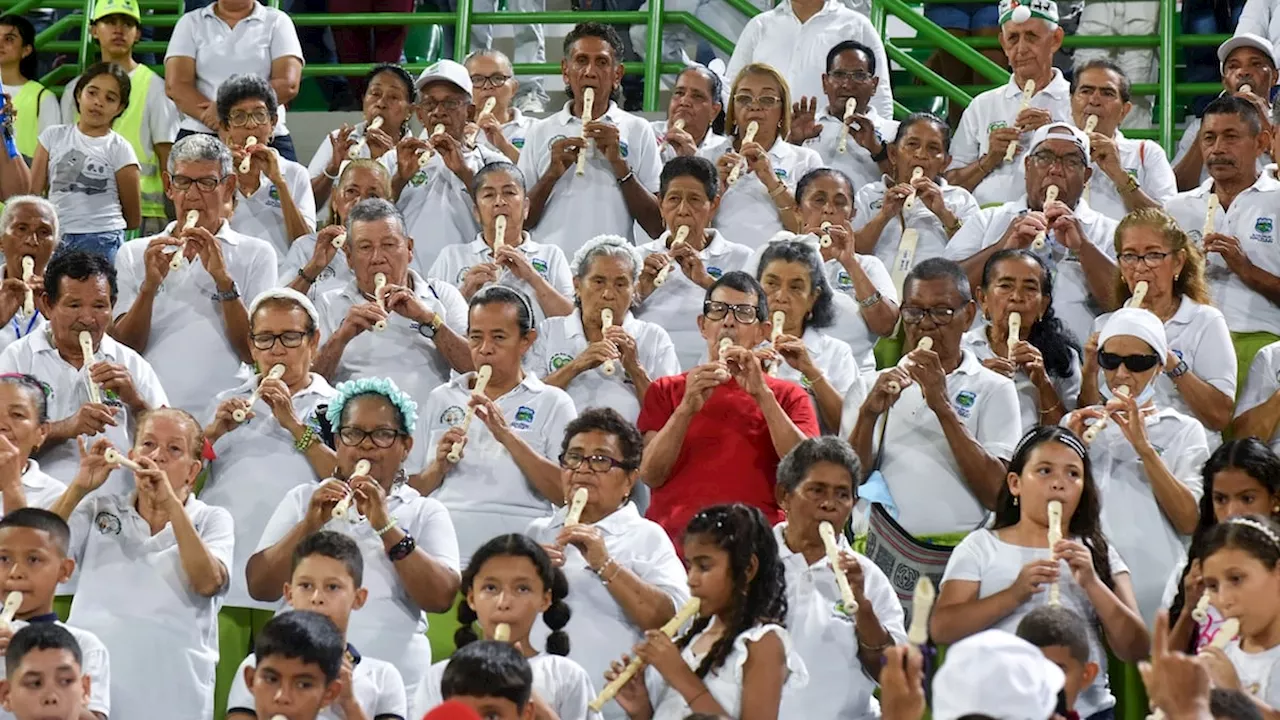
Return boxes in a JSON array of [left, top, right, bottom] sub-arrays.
[[1, 0, 1236, 153]]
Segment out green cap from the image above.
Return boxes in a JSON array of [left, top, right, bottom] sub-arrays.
[[92, 0, 141, 23]]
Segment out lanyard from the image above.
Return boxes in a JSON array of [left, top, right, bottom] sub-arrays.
[[9, 310, 39, 340]]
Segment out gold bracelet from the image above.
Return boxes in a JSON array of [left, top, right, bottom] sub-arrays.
[[768, 182, 788, 198], [1038, 402, 1063, 416]]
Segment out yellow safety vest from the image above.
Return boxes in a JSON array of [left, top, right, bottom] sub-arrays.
[[12, 81, 47, 159], [72, 66, 166, 219]]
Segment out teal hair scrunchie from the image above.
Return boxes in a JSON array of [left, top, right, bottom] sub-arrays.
[[325, 377, 419, 436]]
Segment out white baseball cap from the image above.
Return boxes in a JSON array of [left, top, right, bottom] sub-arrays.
[[932, 630, 1066, 720], [1218, 33, 1279, 70], [1028, 121, 1092, 165], [414, 59, 473, 100]]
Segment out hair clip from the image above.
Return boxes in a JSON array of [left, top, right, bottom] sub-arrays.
[[1227, 517, 1280, 550]]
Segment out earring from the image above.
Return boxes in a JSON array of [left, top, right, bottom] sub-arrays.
[[1013, 496, 1020, 507]]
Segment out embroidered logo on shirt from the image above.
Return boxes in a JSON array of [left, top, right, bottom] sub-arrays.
[[266, 185, 281, 207], [871, 199, 884, 211], [619, 141, 630, 159], [410, 169, 429, 187], [512, 405, 536, 430], [955, 390, 976, 418], [457, 268, 470, 284], [531, 258, 549, 276], [95, 511, 121, 535], [1253, 217, 1275, 243], [707, 266, 723, 279], [512, 138, 526, 149], [441, 406, 466, 426], [774, 169, 787, 181], [837, 270, 853, 290], [988, 121, 1008, 133], [550, 353, 574, 371]]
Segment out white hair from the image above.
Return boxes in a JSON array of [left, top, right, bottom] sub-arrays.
[[248, 287, 321, 332], [570, 234, 643, 282], [0, 195, 59, 241], [168, 133, 234, 177]]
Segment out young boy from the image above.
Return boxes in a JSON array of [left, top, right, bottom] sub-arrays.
[[1016, 605, 1099, 715], [50, 410, 231, 720], [0, 623, 89, 720], [0, 509, 108, 720], [59, 0, 178, 236], [227, 531, 406, 720], [439, 641, 535, 720], [243, 610, 347, 720]]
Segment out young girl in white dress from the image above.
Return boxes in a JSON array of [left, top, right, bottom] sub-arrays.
[[932, 426, 1150, 720], [1165, 438, 1280, 654], [1198, 515, 1280, 714], [603, 503, 807, 720], [411, 533, 599, 720]]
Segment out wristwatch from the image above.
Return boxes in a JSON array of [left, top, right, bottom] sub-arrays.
[[1167, 359, 1190, 378], [414, 313, 443, 339], [212, 282, 241, 302]]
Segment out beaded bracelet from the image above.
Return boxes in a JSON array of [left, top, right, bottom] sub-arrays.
[[375, 517, 399, 537], [294, 426, 316, 452]]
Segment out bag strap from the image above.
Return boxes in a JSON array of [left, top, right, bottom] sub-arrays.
[[872, 406, 890, 472]]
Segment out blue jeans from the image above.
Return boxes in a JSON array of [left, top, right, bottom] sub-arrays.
[[1182, 0, 1246, 115], [923, 2, 1001, 30], [60, 230, 126, 266]]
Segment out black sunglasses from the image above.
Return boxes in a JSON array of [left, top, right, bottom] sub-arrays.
[[1097, 350, 1161, 373]]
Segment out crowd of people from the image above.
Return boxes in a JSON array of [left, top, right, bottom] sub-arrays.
[[0, 0, 1277, 717]]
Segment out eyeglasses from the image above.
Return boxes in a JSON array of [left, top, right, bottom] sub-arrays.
[[900, 306, 961, 325], [703, 301, 760, 323], [1097, 350, 1161, 372], [560, 451, 630, 473], [827, 70, 872, 83], [419, 98, 465, 112], [1028, 150, 1087, 171], [170, 174, 228, 192], [1117, 251, 1172, 267], [470, 73, 512, 89], [250, 331, 310, 350], [228, 109, 272, 127], [732, 94, 782, 110], [337, 426, 404, 448]]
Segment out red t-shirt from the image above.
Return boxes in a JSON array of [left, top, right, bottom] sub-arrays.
[[637, 373, 820, 546]]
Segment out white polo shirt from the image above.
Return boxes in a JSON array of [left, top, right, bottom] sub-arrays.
[[67, 493, 233, 720], [1085, 133, 1178, 221], [0, 330, 168, 490], [707, 137, 824, 250], [949, 70, 1074, 207], [1092, 297, 1236, 445], [0, 620, 109, 720], [725, 0, 893, 118], [398, 143, 508, 275], [822, 253, 897, 375], [1166, 174, 1280, 335], [941, 528, 1128, 717], [650, 119, 730, 165], [229, 159, 318, 262], [13, 459, 65, 512], [255, 481, 461, 700], [201, 373, 337, 610], [774, 522, 906, 720], [412, 372, 575, 563], [314, 271, 468, 408], [853, 175, 982, 278], [634, 230, 754, 370], [428, 234, 573, 326], [1239, 341, 1280, 453], [0, 308, 45, 355], [1082, 405, 1208, 625], [802, 108, 900, 192], [165, 2, 302, 136], [943, 196, 1119, 344], [526, 311, 681, 424], [307, 120, 400, 181], [961, 326, 1082, 433], [414, 653, 601, 720], [773, 328, 860, 431], [517, 102, 662, 254], [526, 503, 690, 720], [279, 231, 355, 302], [115, 221, 278, 419], [477, 107, 536, 158], [227, 648, 407, 720], [862, 350, 1021, 537]]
